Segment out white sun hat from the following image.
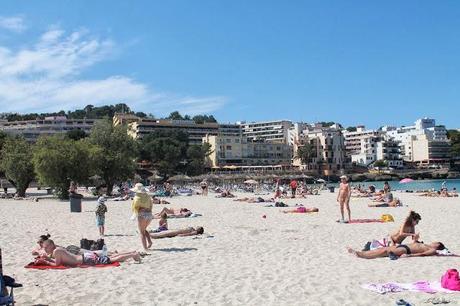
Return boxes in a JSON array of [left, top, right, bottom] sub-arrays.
[[130, 183, 148, 193]]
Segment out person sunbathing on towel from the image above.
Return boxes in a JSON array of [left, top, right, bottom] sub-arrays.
[[150, 226, 204, 239], [36, 240, 141, 266], [215, 190, 235, 198], [368, 198, 401, 207], [347, 241, 446, 259], [233, 197, 274, 203], [152, 196, 170, 205], [154, 207, 192, 218], [282, 207, 319, 213]]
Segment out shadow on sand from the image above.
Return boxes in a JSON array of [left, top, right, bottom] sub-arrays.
[[153, 247, 198, 253]]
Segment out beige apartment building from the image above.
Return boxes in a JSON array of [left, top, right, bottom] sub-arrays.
[[411, 134, 450, 165], [203, 135, 292, 167], [292, 125, 347, 175]]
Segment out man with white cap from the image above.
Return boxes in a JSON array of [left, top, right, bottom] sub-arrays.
[[337, 175, 351, 223], [95, 196, 107, 236]]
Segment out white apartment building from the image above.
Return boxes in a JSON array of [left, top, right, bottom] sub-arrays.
[[288, 122, 310, 146], [240, 120, 292, 144], [375, 139, 404, 168], [127, 119, 240, 146], [382, 118, 449, 164], [203, 135, 292, 167], [345, 126, 404, 168], [343, 126, 380, 156], [0, 116, 97, 142]]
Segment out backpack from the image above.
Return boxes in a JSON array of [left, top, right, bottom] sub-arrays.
[[91, 238, 105, 251], [441, 269, 460, 291], [80, 238, 105, 251], [80, 238, 94, 250]]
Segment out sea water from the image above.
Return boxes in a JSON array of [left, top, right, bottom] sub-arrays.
[[350, 179, 460, 192]]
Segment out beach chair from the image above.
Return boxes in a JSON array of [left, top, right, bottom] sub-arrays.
[[0, 249, 21, 306]]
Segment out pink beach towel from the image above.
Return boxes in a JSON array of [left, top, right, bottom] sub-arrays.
[[362, 281, 459, 294]]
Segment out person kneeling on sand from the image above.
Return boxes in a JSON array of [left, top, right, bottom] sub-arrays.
[[150, 227, 204, 239], [36, 240, 141, 266], [347, 241, 446, 259]]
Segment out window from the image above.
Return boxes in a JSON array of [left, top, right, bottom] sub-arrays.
[[226, 145, 232, 150]]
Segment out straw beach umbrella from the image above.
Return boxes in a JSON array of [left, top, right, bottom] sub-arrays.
[[168, 175, 192, 182]]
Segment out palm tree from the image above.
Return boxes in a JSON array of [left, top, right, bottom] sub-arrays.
[[296, 143, 315, 165]]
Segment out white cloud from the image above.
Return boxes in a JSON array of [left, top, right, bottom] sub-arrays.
[[0, 16, 26, 33], [0, 27, 226, 116]]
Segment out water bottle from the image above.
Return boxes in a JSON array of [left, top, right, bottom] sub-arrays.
[[102, 244, 108, 257]]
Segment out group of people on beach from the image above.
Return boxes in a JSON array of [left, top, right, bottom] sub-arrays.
[[348, 210, 448, 259], [129, 183, 204, 251]]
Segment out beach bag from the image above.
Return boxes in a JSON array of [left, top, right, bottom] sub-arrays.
[[370, 238, 389, 250], [90, 239, 105, 251], [441, 269, 460, 291], [80, 238, 94, 250], [381, 214, 394, 222]]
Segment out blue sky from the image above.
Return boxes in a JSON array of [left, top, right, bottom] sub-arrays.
[[0, 1, 459, 128]]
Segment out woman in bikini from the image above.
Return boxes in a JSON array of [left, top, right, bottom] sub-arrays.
[[337, 175, 351, 223], [389, 211, 421, 246], [131, 183, 153, 250]]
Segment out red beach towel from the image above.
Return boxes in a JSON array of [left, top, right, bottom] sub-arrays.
[[25, 261, 120, 270]]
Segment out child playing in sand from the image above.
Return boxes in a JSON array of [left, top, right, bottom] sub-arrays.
[[95, 196, 107, 236], [337, 175, 351, 223]]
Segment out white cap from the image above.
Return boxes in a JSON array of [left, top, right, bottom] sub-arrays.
[[97, 196, 106, 204]]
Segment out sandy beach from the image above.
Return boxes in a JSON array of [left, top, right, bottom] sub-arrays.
[[1, 189, 460, 305]]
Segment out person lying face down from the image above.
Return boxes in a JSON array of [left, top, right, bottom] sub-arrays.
[[36, 239, 141, 266], [347, 241, 446, 259], [150, 226, 204, 239]]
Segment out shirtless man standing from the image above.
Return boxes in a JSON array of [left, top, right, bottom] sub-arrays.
[[347, 241, 446, 259], [337, 175, 351, 223], [36, 240, 141, 266]]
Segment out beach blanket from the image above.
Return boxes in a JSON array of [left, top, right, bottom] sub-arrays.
[[25, 261, 120, 270], [153, 213, 202, 219], [361, 281, 458, 294], [338, 219, 384, 224]]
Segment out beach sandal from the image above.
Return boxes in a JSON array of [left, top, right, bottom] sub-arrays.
[[425, 297, 450, 304], [396, 299, 411, 306], [389, 252, 399, 260]]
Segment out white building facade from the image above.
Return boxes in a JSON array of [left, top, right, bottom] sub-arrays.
[[240, 120, 293, 144]]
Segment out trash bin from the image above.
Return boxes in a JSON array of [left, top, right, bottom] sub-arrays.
[[70, 197, 82, 212], [46, 188, 52, 195], [328, 186, 335, 193]]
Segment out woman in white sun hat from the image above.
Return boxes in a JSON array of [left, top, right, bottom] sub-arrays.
[[131, 183, 153, 250]]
